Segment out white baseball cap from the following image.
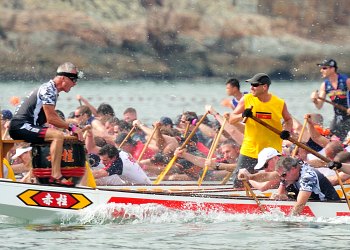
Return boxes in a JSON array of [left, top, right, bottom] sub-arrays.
[[254, 147, 281, 170], [11, 147, 32, 160]]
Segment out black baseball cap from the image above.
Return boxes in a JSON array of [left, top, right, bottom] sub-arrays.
[[317, 59, 337, 68], [245, 73, 271, 86], [160, 116, 173, 127]]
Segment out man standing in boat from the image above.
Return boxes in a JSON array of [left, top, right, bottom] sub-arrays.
[[228, 73, 293, 188], [9, 62, 83, 186], [310, 59, 350, 141]]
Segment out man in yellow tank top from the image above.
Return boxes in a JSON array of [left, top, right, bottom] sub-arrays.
[[228, 73, 293, 188]]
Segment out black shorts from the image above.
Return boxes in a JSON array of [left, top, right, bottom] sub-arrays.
[[9, 122, 48, 144]]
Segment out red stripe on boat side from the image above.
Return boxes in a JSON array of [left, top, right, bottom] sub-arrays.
[[336, 212, 350, 216], [107, 197, 316, 216]]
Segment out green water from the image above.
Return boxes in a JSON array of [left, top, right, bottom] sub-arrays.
[[0, 79, 333, 126]]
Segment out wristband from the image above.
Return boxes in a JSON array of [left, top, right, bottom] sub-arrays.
[[215, 163, 220, 171]]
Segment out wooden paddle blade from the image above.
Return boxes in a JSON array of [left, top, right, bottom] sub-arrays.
[[137, 126, 157, 162], [197, 166, 209, 186], [335, 169, 350, 210], [220, 171, 232, 184], [243, 180, 265, 213], [119, 126, 136, 148], [153, 156, 178, 185], [198, 118, 228, 186]]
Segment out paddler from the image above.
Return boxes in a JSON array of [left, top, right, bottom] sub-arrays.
[[310, 59, 350, 141], [228, 73, 293, 188], [9, 62, 83, 186], [275, 156, 340, 216]]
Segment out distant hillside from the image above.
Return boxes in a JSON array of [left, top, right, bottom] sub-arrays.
[[0, 0, 349, 81]]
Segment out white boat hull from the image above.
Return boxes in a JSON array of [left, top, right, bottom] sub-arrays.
[[1, 179, 350, 221]]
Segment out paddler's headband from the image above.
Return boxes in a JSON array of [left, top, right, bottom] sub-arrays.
[[56, 71, 84, 82]]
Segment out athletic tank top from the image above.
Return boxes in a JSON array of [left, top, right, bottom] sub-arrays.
[[240, 93, 284, 158], [231, 91, 248, 107], [325, 74, 349, 116], [10, 80, 57, 127]]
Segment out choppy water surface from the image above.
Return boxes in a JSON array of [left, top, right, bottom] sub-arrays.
[[0, 78, 334, 125], [0, 203, 350, 250], [0, 79, 344, 249]]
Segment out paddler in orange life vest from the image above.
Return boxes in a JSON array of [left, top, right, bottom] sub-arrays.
[[310, 59, 350, 142], [228, 73, 293, 188]]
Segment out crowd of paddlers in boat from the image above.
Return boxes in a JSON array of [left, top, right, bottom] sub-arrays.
[[2, 59, 350, 216]]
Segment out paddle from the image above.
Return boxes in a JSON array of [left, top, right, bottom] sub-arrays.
[[243, 180, 266, 213], [220, 170, 233, 184], [183, 121, 191, 138], [317, 96, 348, 113], [220, 114, 235, 185], [119, 126, 136, 148], [2, 158, 16, 181], [197, 132, 220, 186], [291, 117, 307, 157], [137, 125, 157, 162], [85, 161, 97, 188], [2, 127, 9, 140], [246, 109, 350, 210], [153, 112, 209, 184], [197, 117, 227, 186]]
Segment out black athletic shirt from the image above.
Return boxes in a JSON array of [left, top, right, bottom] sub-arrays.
[[10, 80, 58, 128]]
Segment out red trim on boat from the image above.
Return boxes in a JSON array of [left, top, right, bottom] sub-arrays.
[[107, 196, 315, 216], [336, 212, 350, 216]]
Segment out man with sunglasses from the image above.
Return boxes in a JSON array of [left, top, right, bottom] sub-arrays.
[[310, 59, 350, 141], [9, 62, 83, 186], [228, 73, 293, 188], [274, 156, 339, 216]]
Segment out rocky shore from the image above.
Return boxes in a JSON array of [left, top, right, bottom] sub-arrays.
[[0, 0, 349, 81]]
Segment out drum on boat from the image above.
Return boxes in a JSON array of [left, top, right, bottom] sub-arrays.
[[31, 136, 86, 185]]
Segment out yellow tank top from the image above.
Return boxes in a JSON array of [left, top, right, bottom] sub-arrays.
[[240, 93, 284, 158]]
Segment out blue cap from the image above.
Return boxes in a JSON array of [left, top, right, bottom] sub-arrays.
[[1, 110, 13, 120], [160, 116, 173, 127], [317, 59, 337, 68]]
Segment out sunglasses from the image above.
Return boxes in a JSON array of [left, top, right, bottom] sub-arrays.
[[68, 77, 78, 83], [56, 72, 79, 83], [321, 67, 330, 70], [280, 172, 287, 178], [74, 114, 82, 118], [250, 83, 265, 87]]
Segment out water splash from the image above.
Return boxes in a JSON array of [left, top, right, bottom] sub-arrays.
[[56, 203, 350, 226]]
